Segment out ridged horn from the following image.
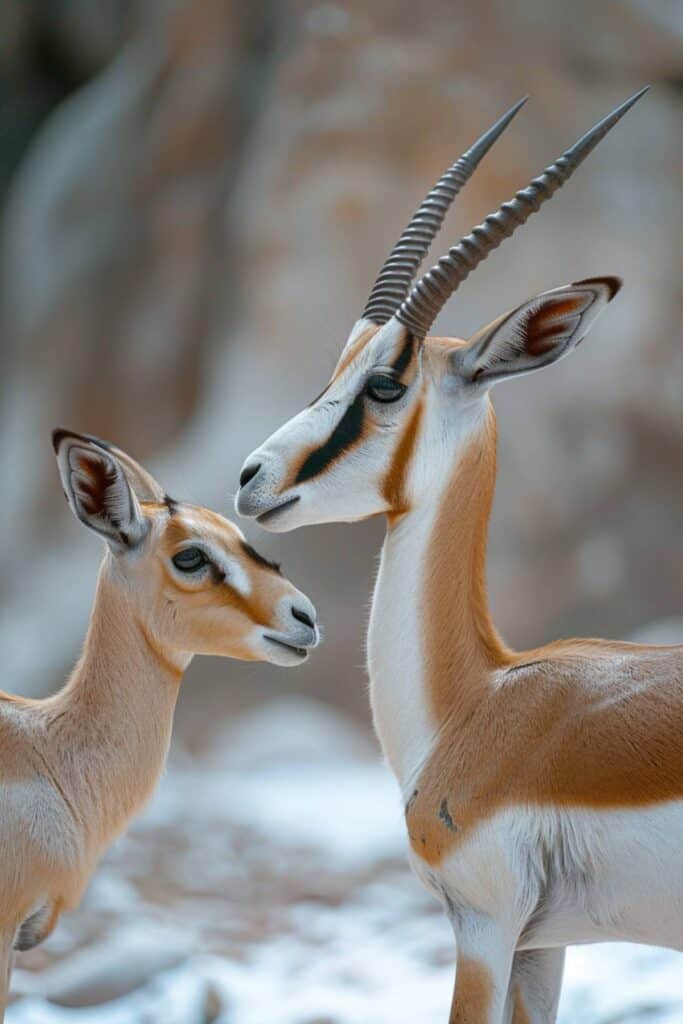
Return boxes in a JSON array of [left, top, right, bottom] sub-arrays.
[[395, 87, 649, 341], [361, 97, 528, 325]]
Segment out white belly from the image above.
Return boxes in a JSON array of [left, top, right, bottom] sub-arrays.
[[409, 802, 683, 952]]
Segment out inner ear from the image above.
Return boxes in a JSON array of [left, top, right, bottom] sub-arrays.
[[54, 432, 148, 551], [69, 447, 146, 548], [453, 277, 621, 386], [516, 294, 585, 358]]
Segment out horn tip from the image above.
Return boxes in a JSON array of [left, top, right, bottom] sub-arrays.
[[566, 86, 649, 163], [466, 95, 529, 164], [606, 85, 650, 124], [495, 94, 530, 128], [617, 85, 650, 113]]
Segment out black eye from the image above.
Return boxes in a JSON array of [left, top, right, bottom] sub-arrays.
[[364, 373, 406, 403], [172, 547, 208, 573]]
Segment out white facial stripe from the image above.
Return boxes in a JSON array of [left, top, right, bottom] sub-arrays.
[[334, 319, 408, 390], [336, 317, 375, 360], [218, 553, 251, 597], [171, 511, 251, 595]]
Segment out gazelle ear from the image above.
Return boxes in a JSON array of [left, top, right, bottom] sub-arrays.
[[452, 277, 621, 386], [97, 440, 165, 503], [52, 429, 148, 552]]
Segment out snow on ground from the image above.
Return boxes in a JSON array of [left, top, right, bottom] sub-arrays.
[[8, 699, 683, 1023]]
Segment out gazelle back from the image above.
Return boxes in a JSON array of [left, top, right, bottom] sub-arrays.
[[234, 91, 683, 1024]]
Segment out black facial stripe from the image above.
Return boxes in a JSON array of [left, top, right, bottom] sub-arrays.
[[240, 540, 282, 575], [390, 335, 415, 378], [295, 391, 365, 484], [164, 493, 179, 516]]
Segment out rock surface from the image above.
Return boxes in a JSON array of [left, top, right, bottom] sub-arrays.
[[1, 1, 682, 730]]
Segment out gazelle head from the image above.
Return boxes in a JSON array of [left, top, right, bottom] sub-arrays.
[[53, 430, 319, 667], [236, 91, 645, 531]]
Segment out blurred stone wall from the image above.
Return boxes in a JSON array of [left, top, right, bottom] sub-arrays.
[[1, 0, 681, 734]]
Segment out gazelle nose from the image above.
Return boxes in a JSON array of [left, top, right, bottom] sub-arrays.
[[291, 606, 315, 630], [239, 462, 261, 489]]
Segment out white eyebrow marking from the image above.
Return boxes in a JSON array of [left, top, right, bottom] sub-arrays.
[[215, 552, 251, 597]]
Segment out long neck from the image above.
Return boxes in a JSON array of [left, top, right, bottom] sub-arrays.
[[423, 407, 509, 722], [368, 405, 509, 790], [43, 562, 186, 852]]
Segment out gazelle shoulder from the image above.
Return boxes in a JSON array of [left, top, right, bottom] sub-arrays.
[[503, 637, 683, 692]]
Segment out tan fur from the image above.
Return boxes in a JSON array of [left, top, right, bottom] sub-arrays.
[[159, 516, 286, 659], [405, 403, 683, 867], [0, 452, 313, 1007], [331, 323, 379, 381], [237, 279, 653, 1022], [451, 953, 494, 1024], [0, 930, 13, 1024], [0, 570, 182, 930], [511, 985, 531, 1024], [382, 398, 424, 524]]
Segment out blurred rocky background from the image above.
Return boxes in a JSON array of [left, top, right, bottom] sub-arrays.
[[0, 0, 682, 1019]]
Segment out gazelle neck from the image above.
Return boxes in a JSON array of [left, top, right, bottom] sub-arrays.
[[368, 402, 509, 792], [45, 561, 188, 852]]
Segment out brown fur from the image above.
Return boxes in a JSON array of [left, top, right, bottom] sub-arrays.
[[406, 408, 683, 866], [331, 323, 379, 381], [511, 985, 531, 1024], [450, 953, 494, 1024], [0, 469, 308, 1006], [154, 512, 291, 661], [382, 398, 424, 524]]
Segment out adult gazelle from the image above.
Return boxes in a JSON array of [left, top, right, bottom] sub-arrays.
[[236, 89, 683, 1023]]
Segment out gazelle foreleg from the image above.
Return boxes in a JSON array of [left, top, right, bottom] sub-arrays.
[[504, 948, 566, 1024], [448, 910, 516, 1024], [0, 927, 15, 1024]]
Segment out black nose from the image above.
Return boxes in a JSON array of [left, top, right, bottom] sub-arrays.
[[292, 606, 315, 629], [239, 462, 261, 488]]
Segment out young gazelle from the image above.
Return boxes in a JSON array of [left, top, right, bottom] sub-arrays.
[[0, 430, 317, 1017], [236, 89, 683, 1022]]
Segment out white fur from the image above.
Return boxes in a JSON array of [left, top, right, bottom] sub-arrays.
[[237, 297, 683, 1021], [368, 392, 487, 789]]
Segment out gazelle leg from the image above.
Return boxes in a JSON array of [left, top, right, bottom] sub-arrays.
[[0, 929, 15, 1024], [504, 948, 566, 1024], [448, 912, 515, 1024]]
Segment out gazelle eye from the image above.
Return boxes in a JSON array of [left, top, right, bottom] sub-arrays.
[[364, 374, 406, 403], [172, 547, 208, 573]]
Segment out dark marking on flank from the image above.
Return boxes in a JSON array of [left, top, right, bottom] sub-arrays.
[[439, 798, 457, 832], [164, 493, 179, 516], [295, 391, 365, 483], [391, 335, 415, 378], [405, 788, 419, 815], [241, 540, 282, 575]]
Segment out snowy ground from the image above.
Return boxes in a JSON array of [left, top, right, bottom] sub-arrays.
[[8, 699, 683, 1024]]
